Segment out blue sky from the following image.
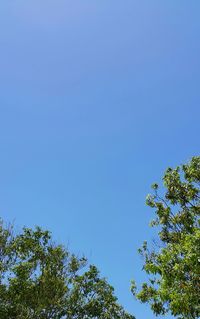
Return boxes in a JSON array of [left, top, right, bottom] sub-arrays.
[[0, 1, 200, 318]]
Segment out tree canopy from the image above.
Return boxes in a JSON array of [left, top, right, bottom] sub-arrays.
[[132, 156, 200, 319], [0, 220, 134, 319]]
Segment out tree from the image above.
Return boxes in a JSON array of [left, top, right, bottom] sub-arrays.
[[0, 220, 134, 319], [132, 156, 200, 319]]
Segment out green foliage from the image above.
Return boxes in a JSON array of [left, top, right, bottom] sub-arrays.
[[0, 221, 134, 319], [132, 156, 200, 319]]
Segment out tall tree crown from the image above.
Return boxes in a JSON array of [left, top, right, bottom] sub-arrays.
[[0, 221, 134, 319], [132, 156, 200, 319]]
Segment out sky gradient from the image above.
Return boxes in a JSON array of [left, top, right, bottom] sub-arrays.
[[0, 1, 200, 318]]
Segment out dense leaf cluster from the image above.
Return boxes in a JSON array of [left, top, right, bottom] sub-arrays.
[[0, 222, 134, 319], [132, 156, 200, 319]]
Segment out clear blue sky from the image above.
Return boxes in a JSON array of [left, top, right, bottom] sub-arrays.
[[0, 1, 200, 318]]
